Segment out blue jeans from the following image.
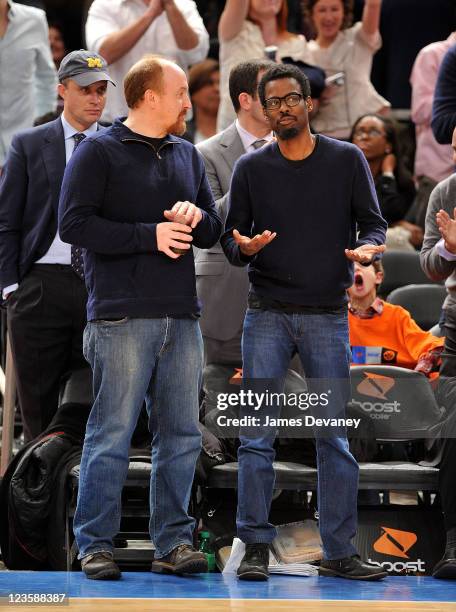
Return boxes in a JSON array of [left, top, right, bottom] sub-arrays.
[[74, 317, 203, 560], [237, 308, 359, 560]]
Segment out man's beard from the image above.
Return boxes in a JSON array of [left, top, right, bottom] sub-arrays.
[[275, 125, 300, 140], [168, 115, 186, 136]]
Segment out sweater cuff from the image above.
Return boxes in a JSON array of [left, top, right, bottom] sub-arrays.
[[235, 246, 256, 267], [137, 223, 158, 252], [239, 249, 255, 263]]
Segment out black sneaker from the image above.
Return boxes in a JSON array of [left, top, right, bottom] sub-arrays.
[[81, 552, 121, 580], [151, 544, 208, 574], [237, 543, 270, 581], [432, 549, 456, 579], [319, 555, 387, 580]]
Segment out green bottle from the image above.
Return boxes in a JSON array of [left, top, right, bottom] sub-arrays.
[[199, 531, 216, 572]]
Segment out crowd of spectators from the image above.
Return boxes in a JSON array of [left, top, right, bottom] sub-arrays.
[[1, 1, 455, 164]]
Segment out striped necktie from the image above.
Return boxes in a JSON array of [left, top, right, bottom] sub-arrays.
[[70, 133, 86, 281], [252, 139, 267, 150], [73, 132, 86, 150]]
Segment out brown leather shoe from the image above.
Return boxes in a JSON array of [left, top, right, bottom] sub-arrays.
[[151, 544, 208, 575], [81, 552, 121, 580]]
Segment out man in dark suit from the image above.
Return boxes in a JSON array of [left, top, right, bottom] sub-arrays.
[[0, 49, 114, 442], [195, 59, 274, 366]]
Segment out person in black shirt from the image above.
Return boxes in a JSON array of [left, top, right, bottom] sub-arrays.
[[350, 114, 421, 248], [221, 63, 387, 582]]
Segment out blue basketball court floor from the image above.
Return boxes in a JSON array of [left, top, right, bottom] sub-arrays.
[[0, 572, 456, 612]]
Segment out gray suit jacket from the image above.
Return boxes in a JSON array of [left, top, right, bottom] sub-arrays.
[[195, 122, 249, 341]]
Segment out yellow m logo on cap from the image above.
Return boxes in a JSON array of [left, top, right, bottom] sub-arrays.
[[87, 57, 103, 69]]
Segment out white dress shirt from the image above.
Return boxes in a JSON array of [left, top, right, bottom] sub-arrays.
[[235, 119, 274, 153], [0, 0, 57, 166], [436, 238, 456, 261], [85, 0, 209, 122], [2, 116, 98, 298]]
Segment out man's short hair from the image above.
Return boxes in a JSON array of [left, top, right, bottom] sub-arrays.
[[229, 60, 275, 113], [372, 259, 384, 277], [124, 55, 166, 109], [258, 64, 311, 107]]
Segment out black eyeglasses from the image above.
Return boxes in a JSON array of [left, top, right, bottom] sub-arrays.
[[352, 128, 386, 139], [264, 92, 304, 111]]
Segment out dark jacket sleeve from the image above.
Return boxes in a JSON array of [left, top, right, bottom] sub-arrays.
[[431, 44, 456, 145], [190, 152, 222, 249], [375, 175, 415, 224], [352, 149, 388, 248], [220, 157, 255, 267], [58, 139, 158, 254], [0, 135, 27, 289]]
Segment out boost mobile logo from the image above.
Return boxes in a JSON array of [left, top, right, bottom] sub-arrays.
[[374, 527, 417, 558], [369, 527, 425, 573], [352, 372, 401, 416], [357, 372, 395, 400]]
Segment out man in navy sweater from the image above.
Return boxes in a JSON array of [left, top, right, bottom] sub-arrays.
[[221, 64, 387, 581], [432, 43, 456, 144], [58, 56, 221, 580]]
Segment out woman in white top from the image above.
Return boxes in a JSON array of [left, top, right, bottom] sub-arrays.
[[217, 0, 309, 132], [303, 0, 390, 139]]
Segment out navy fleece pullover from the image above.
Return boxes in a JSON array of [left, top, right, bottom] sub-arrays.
[[432, 43, 456, 145], [221, 136, 387, 308], [58, 119, 221, 320]]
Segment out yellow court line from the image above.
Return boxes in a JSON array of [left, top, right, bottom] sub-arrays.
[[9, 598, 456, 612]]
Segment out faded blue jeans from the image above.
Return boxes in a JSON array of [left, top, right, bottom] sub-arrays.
[[237, 308, 359, 560], [74, 317, 203, 560]]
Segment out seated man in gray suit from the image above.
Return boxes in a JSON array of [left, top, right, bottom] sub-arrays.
[[196, 59, 274, 366]]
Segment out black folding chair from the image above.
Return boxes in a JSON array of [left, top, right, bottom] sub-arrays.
[[386, 284, 447, 330], [380, 250, 442, 298]]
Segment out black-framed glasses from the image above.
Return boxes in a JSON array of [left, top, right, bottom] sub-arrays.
[[264, 92, 304, 111], [352, 128, 386, 139]]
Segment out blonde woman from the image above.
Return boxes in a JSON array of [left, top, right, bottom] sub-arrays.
[[303, 0, 390, 139]]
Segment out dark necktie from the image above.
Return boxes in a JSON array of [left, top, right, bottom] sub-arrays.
[[252, 139, 267, 150], [70, 133, 86, 281], [73, 132, 86, 150]]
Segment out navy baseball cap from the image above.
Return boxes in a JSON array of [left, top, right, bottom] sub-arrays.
[[58, 49, 116, 87]]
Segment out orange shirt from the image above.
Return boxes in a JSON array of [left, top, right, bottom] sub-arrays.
[[349, 301, 444, 370]]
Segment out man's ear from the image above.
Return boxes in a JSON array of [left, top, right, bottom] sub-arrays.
[[238, 92, 252, 111], [144, 89, 157, 108], [306, 97, 313, 113], [375, 271, 384, 286], [57, 82, 66, 101]]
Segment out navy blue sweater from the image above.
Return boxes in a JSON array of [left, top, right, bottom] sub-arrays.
[[432, 43, 456, 145], [58, 119, 222, 320], [221, 136, 387, 308]]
